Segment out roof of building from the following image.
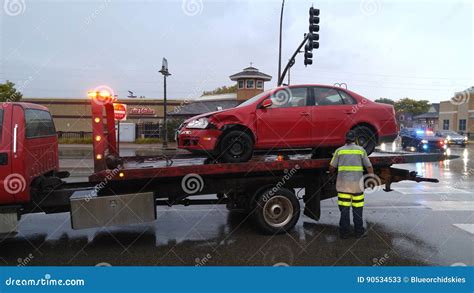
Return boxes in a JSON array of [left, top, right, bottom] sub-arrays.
[[169, 99, 241, 116], [414, 112, 439, 119], [229, 66, 272, 82], [430, 103, 440, 112], [198, 93, 237, 101]]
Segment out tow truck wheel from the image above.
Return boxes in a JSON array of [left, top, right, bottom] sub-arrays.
[[353, 126, 377, 155], [253, 188, 300, 234], [219, 130, 254, 163]]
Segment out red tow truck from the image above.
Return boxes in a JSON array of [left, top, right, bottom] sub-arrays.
[[0, 91, 452, 234]]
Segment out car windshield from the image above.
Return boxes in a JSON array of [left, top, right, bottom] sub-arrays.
[[236, 90, 272, 108]]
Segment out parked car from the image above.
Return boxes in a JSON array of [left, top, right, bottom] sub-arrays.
[[435, 130, 468, 147], [177, 85, 398, 163], [400, 128, 447, 152]]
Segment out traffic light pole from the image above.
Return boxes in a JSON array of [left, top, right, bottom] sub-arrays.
[[278, 34, 309, 86]]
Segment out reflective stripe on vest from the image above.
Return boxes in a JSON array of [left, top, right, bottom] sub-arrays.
[[338, 166, 364, 172], [337, 149, 365, 155]]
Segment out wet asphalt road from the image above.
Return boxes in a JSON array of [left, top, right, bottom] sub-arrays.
[[0, 145, 472, 266]]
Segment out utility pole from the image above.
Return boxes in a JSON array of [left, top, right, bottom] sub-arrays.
[[278, 0, 285, 83], [159, 58, 171, 148]]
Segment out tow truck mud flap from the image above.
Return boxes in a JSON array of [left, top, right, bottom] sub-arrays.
[[0, 207, 19, 234], [70, 190, 156, 229]]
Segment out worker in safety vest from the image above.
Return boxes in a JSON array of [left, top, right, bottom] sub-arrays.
[[329, 131, 374, 239]]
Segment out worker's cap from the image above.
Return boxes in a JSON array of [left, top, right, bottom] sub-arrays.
[[345, 131, 356, 142]]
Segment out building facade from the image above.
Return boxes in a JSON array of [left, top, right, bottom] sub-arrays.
[[170, 65, 272, 119], [438, 87, 474, 137], [22, 98, 180, 134], [229, 66, 272, 101], [413, 103, 439, 130]]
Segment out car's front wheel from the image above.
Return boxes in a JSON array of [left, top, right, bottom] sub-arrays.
[[218, 130, 254, 163], [352, 126, 377, 155]]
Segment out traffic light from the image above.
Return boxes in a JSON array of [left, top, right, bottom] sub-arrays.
[[304, 7, 320, 66]]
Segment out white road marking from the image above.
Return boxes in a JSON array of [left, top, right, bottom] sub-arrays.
[[453, 224, 474, 235], [420, 201, 474, 211], [394, 186, 471, 195]]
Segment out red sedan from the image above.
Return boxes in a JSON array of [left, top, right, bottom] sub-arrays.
[[177, 85, 398, 163]]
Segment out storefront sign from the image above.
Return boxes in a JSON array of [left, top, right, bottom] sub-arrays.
[[128, 107, 156, 115]]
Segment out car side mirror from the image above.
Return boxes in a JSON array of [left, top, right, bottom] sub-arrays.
[[260, 99, 273, 109]]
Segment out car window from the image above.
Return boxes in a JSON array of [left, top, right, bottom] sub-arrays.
[[269, 87, 308, 108], [338, 91, 356, 104], [313, 87, 344, 106], [25, 109, 56, 138]]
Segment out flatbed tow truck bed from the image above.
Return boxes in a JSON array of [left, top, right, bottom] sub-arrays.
[[32, 150, 455, 234]]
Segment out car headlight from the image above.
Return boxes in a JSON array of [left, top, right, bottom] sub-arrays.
[[421, 139, 428, 144], [186, 118, 209, 129], [446, 135, 451, 140], [464, 136, 468, 141]]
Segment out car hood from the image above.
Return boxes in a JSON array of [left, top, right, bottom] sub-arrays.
[[184, 108, 236, 124], [446, 134, 464, 139], [419, 136, 442, 141]]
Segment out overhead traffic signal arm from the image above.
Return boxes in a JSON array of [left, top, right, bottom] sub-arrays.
[[278, 6, 320, 85]]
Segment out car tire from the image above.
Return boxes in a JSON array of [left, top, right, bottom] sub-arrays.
[[352, 126, 377, 155], [253, 187, 300, 234], [218, 130, 254, 163]]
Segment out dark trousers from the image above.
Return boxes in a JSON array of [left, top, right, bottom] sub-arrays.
[[339, 206, 364, 236]]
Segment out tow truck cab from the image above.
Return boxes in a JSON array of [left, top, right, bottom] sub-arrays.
[[0, 102, 59, 205]]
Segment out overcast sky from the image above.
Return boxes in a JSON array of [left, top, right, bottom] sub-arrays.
[[1, 0, 473, 102]]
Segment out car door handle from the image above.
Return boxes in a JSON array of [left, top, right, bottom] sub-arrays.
[[300, 112, 310, 116], [344, 111, 354, 114]]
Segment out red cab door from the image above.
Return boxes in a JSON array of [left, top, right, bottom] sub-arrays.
[[255, 87, 313, 148]]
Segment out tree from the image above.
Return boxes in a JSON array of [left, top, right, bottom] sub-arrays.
[[374, 97, 395, 105], [202, 85, 237, 96], [0, 81, 22, 102], [394, 98, 430, 116]]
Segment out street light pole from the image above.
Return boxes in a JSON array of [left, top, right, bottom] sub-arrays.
[[159, 58, 171, 148], [277, 0, 285, 83]]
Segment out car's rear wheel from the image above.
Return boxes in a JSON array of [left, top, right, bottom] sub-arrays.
[[352, 126, 377, 155], [218, 130, 254, 163]]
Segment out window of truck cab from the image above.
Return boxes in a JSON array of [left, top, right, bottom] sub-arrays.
[[25, 109, 56, 138]]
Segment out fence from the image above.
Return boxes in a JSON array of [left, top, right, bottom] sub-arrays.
[[57, 131, 93, 140]]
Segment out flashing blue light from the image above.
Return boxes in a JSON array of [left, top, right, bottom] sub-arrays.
[[422, 144, 428, 150], [416, 130, 425, 135]]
